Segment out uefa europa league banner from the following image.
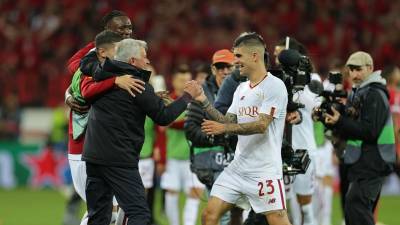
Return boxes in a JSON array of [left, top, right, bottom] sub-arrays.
[[0, 141, 69, 188]]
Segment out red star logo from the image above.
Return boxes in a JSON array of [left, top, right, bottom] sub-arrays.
[[23, 147, 67, 188]]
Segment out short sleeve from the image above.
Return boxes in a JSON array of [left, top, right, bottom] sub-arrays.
[[259, 82, 287, 118], [227, 85, 241, 115]]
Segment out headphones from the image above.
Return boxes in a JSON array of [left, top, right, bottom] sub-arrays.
[[233, 32, 270, 68]]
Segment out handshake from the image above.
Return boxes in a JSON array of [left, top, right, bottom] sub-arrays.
[[183, 80, 207, 102]]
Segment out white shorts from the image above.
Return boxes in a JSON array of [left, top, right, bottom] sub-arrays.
[[68, 154, 117, 205], [210, 168, 286, 214], [138, 158, 154, 189], [161, 159, 204, 193], [314, 141, 335, 178], [69, 154, 87, 201], [292, 152, 316, 196]]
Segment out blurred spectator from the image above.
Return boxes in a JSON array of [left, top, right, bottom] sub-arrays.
[[50, 104, 69, 151], [0, 0, 399, 106], [194, 63, 210, 85], [381, 65, 400, 165], [0, 93, 21, 140]]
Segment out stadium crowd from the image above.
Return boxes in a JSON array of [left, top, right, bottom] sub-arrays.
[[0, 0, 400, 108]]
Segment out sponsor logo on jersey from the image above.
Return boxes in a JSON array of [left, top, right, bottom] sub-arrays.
[[238, 106, 259, 117]]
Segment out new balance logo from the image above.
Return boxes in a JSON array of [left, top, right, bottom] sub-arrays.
[[268, 198, 276, 204]]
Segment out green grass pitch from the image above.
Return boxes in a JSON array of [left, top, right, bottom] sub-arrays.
[[0, 188, 398, 225]]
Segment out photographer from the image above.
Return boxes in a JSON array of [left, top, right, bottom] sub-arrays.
[[320, 51, 396, 225], [274, 38, 321, 225], [184, 49, 235, 225]]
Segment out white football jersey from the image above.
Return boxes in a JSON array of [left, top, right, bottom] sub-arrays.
[[227, 73, 288, 178]]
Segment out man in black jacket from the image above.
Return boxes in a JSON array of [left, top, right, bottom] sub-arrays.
[[82, 38, 202, 225], [323, 51, 396, 225]]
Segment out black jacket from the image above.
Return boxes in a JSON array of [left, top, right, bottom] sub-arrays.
[[185, 75, 225, 147], [82, 59, 192, 167], [334, 76, 393, 180], [80, 50, 98, 77]]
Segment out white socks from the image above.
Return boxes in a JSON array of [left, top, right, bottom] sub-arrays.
[[242, 209, 250, 223], [184, 198, 200, 225], [289, 198, 301, 225], [165, 193, 200, 225], [301, 203, 315, 225], [322, 186, 333, 225], [82, 207, 124, 225], [115, 208, 126, 225], [166, 193, 180, 225]]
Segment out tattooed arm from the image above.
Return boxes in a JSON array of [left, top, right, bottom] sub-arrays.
[[195, 85, 238, 123], [202, 113, 273, 136], [202, 101, 237, 123], [225, 113, 272, 135]]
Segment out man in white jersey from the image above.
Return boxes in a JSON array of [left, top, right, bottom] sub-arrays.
[[274, 38, 321, 225], [195, 32, 291, 225]]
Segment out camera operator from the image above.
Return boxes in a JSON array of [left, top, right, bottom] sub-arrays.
[[184, 49, 235, 225], [318, 51, 396, 225], [274, 38, 321, 225]]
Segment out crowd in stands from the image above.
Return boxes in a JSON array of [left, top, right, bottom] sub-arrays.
[[0, 0, 399, 108]]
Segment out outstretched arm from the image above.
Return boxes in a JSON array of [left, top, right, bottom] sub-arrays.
[[202, 113, 273, 136], [203, 102, 237, 123], [197, 91, 237, 123]]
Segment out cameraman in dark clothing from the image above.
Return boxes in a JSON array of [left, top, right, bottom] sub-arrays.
[[82, 38, 202, 225], [185, 49, 235, 225], [320, 51, 396, 225]]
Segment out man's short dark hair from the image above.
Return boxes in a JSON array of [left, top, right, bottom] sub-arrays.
[[233, 32, 266, 50], [195, 63, 210, 74], [277, 37, 307, 56], [172, 64, 191, 77], [95, 30, 123, 48], [102, 10, 127, 28], [233, 32, 268, 66]]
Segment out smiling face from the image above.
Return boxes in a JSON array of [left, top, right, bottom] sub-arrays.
[[131, 47, 150, 70], [106, 16, 133, 39], [233, 46, 257, 77]]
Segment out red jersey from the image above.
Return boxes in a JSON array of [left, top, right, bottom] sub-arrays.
[[388, 86, 400, 155]]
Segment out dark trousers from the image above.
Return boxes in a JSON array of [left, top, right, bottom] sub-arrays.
[[85, 162, 151, 225], [344, 176, 384, 225], [339, 161, 349, 216]]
